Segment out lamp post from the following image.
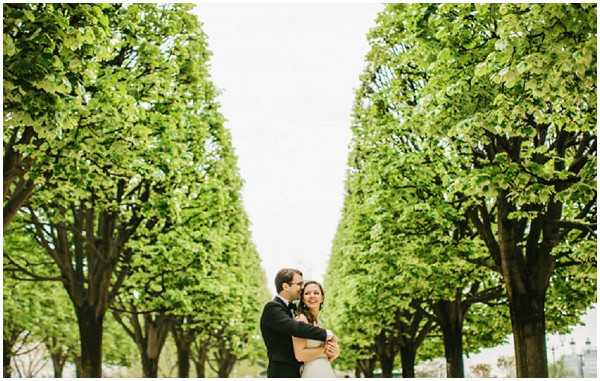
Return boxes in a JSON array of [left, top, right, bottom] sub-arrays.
[[570, 339, 576, 353], [569, 339, 586, 377], [578, 353, 584, 377]]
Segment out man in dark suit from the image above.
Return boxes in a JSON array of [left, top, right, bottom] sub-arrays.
[[260, 268, 334, 378]]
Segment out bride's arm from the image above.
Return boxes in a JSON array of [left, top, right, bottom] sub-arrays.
[[292, 314, 327, 362], [292, 336, 326, 362]]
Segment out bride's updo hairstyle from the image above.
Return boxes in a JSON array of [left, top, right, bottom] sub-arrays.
[[298, 281, 325, 325]]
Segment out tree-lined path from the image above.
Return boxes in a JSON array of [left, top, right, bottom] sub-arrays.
[[3, 3, 597, 379]]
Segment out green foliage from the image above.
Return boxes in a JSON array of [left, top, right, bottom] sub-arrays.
[[548, 358, 577, 378], [3, 276, 45, 356], [4, 3, 268, 376], [325, 3, 596, 375], [3, 4, 118, 228]]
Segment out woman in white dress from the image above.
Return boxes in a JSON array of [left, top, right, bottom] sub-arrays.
[[292, 281, 340, 378]]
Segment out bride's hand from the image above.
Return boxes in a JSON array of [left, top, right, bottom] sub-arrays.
[[295, 313, 308, 323], [325, 340, 340, 362]]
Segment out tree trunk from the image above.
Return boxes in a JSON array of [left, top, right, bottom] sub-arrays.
[[217, 353, 236, 378], [194, 358, 206, 378], [50, 352, 67, 378], [380, 353, 395, 378], [113, 311, 172, 378], [374, 332, 396, 378], [193, 340, 209, 378], [194, 349, 208, 378], [177, 346, 190, 378], [140, 314, 172, 377], [3, 339, 12, 378], [176, 339, 191, 378], [394, 303, 435, 379], [75, 305, 104, 377], [47, 336, 68, 378], [172, 324, 195, 378], [508, 292, 548, 377], [141, 353, 160, 378], [433, 299, 465, 377], [74, 356, 82, 377], [399, 345, 416, 378], [497, 191, 552, 377], [357, 357, 376, 378]]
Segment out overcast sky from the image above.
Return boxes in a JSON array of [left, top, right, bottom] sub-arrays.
[[193, 3, 383, 292], [192, 2, 596, 362]]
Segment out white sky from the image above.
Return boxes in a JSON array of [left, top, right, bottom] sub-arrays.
[[192, 1, 596, 366], [193, 3, 383, 292]]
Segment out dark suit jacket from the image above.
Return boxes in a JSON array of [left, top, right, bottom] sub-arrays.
[[260, 297, 327, 377]]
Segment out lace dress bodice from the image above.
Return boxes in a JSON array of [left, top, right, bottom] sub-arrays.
[[300, 328, 336, 378]]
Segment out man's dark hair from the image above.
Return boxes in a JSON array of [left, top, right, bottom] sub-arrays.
[[275, 268, 302, 293]]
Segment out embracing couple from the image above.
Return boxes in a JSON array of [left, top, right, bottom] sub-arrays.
[[260, 268, 341, 378]]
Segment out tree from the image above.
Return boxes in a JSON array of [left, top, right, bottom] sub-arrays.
[[333, 3, 596, 377], [172, 123, 268, 378], [191, 334, 211, 377], [112, 310, 173, 378], [324, 14, 501, 378], [324, 184, 439, 378], [6, 3, 224, 376], [3, 251, 136, 378], [381, 4, 596, 376], [353, 7, 520, 377], [3, 220, 137, 378], [37, 285, 136, 378], [3, 3, 114, 230], [109, 115, 268, 378]]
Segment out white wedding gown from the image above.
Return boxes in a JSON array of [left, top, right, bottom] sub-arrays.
[[300, 339, 336, 378]]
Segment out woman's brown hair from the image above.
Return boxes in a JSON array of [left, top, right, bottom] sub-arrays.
[[298, 281, 325, 325]]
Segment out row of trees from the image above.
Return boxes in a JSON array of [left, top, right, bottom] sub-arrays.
[[4, 3, 269, 377], [3, 276, 137, 377], [324, 3, 596, 378]]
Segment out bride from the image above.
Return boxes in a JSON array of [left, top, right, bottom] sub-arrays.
[[292, 281, 340, 378]]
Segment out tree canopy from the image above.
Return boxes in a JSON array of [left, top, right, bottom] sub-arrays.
[[3, 3, 269, 377], [325, 3, 596, 378]]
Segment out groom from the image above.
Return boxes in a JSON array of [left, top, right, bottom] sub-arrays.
[[260, 268, 334, 378]]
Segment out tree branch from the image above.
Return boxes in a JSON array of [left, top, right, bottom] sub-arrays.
[[3, 252, 61, 281]]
